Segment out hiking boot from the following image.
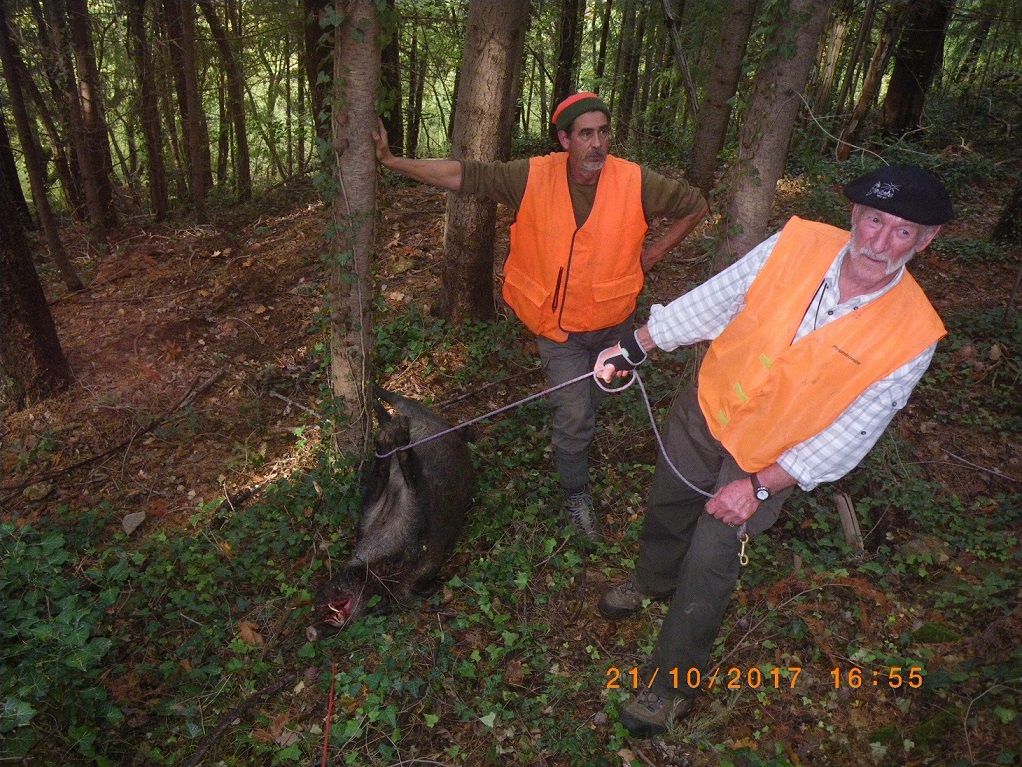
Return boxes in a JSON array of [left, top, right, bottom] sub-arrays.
[[620, 689, 694, 737], [564, 492, 600, 542], [598, 578, 671, 619]]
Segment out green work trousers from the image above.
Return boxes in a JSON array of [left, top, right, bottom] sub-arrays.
[[634, 387, 793, 700]]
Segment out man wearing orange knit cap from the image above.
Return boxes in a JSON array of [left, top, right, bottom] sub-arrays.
[[373, 92, 707, 541]]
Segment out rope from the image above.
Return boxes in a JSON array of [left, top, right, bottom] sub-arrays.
[[375, 368, 748, 542]]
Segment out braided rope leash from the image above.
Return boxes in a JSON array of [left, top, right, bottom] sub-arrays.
[[376, 369, 750, 562]]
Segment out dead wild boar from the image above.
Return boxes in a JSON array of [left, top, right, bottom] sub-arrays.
[[308, 387, 474, 637]]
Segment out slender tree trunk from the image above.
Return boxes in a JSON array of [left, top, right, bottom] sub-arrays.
[[880, 0, 955, 137], [834, 0, 877, 116], [615, 0, 644, 143], [718, 0, 832, 265], [406, 28, 421, 156], [441, 0, 529, 322], [688, 0, 757, 196], [812, 5, 851, 116], [303, 0, 333, 147], [550, 0, 582, 142], [379, 0, 403, 155], [198, 0, 252, 200], [0, 6, 82, 291], [836, 6, 903, 161], [0, 164, 71, 409], [67, 0, 118, 230], [40, 0, 108, 236], [0, 107, 33, 228], [176, 0, 211, 220], [954, 1, 995, 86], [127, 0, 169, 220], [661, 0, 699, 125], [330, 0, 380, 448], [594, 0, 613, 85]]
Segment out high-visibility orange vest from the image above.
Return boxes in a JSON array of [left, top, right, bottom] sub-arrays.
[[698, 216, 946, 472], [502, 153, 648, 341]]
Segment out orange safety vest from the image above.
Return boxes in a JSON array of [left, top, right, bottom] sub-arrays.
[[698, 216, 946, 472], [502, 153, 648, 342]]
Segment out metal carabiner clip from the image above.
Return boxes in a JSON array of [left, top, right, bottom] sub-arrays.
[[737, 523, 750, 566]]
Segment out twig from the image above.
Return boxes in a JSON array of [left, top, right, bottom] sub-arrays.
[[942, 448, 1021, 483], [269, 390, 319, 418], [182, 675, 294, 767], [321, 661, 338, 767], [434, 365, 542, 409], [0, 371, 224, 499]]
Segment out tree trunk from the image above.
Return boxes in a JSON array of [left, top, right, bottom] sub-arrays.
[[718, 0, 832, 265], [812, 4, 851, 116], [66, 0, 118, 230], [0, 165, 71, 409], [880, 0, 955, 137], [40, 0, 109, 236], [688, 0, 758, 196], [615, 0, 644, 144], [661, 0, 699, 126], [330, 0, 380, 449], [127, 0, 169, 220], [379, 0, 403, 155], [0, 6, 83, 291], [594, 0, 613, 86], [991, 177, 1022, 244], [303, 0, 333, 147], [835, 5, 902, 161], [550, 0, 582, 142], [175, 0, 212, 220], [0, 107, 33, 228], [954, 1, 995, 86], [198, 0, 252, 200], [440, 0, 529, 322], [833, 0, 877, 117]]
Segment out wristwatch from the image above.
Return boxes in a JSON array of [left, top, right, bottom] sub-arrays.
[[750, 473, 770, 502]]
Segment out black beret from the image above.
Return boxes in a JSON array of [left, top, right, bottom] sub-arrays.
[[843, 164, 953, 225]]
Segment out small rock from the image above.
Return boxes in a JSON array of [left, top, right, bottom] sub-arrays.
[[122, 512, 146, 535], [22, 482, 52, 502]]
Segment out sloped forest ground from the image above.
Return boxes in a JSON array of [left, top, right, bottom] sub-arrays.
[[2, 144, 1020, 767]]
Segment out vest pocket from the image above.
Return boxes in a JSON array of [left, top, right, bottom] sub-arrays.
[[503, 264, 550, 309], [589, 272, 644, 318]]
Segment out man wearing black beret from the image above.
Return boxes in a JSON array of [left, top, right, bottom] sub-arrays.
[[372, 94, 708, 541], [594, 164, 952, 735]]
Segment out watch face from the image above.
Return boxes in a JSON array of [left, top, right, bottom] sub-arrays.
[[756, 488, 770, 501]]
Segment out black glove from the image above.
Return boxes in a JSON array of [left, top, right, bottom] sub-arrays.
[[594, 330, 647, 379]]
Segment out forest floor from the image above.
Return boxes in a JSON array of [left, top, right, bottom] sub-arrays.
[[2, 158, 1020, 766]]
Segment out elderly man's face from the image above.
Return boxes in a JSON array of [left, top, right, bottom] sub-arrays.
[[845, 204, 940, 290], [558, 110, 610, 183]]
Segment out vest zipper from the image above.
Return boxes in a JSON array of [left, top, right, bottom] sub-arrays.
[[551, 267, 564, 311], [555, 229, 580, 326]]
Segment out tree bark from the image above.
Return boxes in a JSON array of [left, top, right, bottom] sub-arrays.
[[127, 0, 169, 220], [718, 0, 832, 265], [835, 5, 903, 161], [880, 0, 955, 137], [550, 0, 582, 142], [0, 105, 35, 230], [379, 0, 403, 155], [303, 0, 333, 147], [811, 4, 851, 116], [66, 0, 118, 230], [330, 0, 380, 449], [688, 0, 758, 196], [0, 165, 71, 409], [594, 0, 613, 86], [198, 0, 251, 200], [440, 0, 529, 322], [175, 0, 212, 220], [661, 0, 699, 126], [0, 5, 82, 291], [615, 0, 645, 144], [834, 0, 876, 117]]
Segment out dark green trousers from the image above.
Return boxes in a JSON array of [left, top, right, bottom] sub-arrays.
[[634, 387, 793, 700]]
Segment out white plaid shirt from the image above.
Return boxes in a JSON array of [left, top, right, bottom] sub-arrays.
[[647, 230, 936, 490]]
